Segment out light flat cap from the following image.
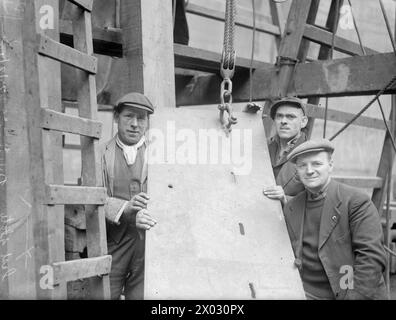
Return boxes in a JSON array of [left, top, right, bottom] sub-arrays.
[[270, 96, 306, 120], [287, 138, 335, 163], [115, 92, 155, 114]]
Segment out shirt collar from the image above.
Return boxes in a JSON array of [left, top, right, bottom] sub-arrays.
[[306, 177, 331, 201]]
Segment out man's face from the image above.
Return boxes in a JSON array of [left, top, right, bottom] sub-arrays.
[[274, 105, 308, 141], [115, 106, 148, 145], [295, 151, 333, 192]]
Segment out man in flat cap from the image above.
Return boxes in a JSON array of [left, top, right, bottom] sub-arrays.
[[283, 139, 387, 300], [263, 97, 308, 204], [100, 92, 157, 300]]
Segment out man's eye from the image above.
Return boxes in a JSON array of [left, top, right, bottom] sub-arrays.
[[286, 115, 296, 120]]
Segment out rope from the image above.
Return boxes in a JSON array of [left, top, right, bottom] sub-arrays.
[[329, 74, 396, 141], [323, 0, 340, 138], [249, 0, 256, 103], [347, 0, 366, 55], [377, 98, 396, 153], [379, 0, 396, 55], [222, 0, 237, 71], [384, 245, 396, 258]]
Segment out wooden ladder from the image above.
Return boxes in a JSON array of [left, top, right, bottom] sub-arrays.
[[22, 0, 110, 299]]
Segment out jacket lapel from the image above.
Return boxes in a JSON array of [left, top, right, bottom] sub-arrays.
[[319, 179, 342, 250], [285, 191, 306, 243], [103, 136, 117, 195]]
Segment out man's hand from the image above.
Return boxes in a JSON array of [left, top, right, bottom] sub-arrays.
[[129, 192, 150, 212], [136, 209, 157, 230], [263, 185, 286, 204]]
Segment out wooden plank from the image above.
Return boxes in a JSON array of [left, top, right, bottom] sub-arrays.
[[174, 44, 272, 73], [67, 0, 93, 12], [145, 107, 305, 299], [186, 3, 281, 36], [52, 255, 112, 285], [62, 100, 113, 112], [21, 0, 66, 299], [303, 24, 379, 56], [59, 19, 123, 57], [45, 185, 107, 205], [290, 52, 396, 98], [71, 5, 110, 299], [176, 52, 396, 105], [302, 103, 389, 130], [38, 33, 97, 74], [0, 19, 8, 298], [269, 0, 286, 48], [40, 108, 102, 138], [332, 176, 383, 189]]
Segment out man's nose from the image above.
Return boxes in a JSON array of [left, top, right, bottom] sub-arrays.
[[129, 116, 138, 126], [306, 164, 314, 174], [280, 117, 287, 124]]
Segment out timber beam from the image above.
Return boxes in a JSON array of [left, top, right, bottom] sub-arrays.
[[60, 20, 123, 57], [176, 52, 396, 106], [303, 24, 379, 56]]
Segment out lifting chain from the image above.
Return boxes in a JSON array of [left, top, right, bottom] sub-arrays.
[[219, 0, 237, 134]]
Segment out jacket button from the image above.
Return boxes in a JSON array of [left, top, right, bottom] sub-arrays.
[[332, 215, 337, 222]]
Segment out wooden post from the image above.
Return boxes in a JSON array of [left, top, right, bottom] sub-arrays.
[[117, 0, 176, 108], [21, 0, 66, 298], [0, 20, 8, 299], [71, 4, 110, 299], [262, 0, 313, 138]]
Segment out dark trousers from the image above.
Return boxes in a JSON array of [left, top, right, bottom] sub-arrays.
[[107, 232, 145, 300]]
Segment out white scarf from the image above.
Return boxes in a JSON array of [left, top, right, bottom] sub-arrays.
[[116, 135, 146, 165]]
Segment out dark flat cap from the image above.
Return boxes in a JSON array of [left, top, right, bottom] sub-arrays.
[[287, 139, 335, 163], [270, 97, 306, 119], [115, 92, 155, 114]]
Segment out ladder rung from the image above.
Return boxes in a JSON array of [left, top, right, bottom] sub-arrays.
[[40, 108, 102, 138], [38, 34, 97, 74], [67, 0, 93, 12], [52, 255, 111, 285], [332, 176, 383, 189], [174, 44, 271, 74], [45, 185, 107, 205]]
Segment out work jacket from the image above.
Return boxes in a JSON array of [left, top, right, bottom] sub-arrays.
[[267, 132, 307, 197], [283, 180, 388, 300]]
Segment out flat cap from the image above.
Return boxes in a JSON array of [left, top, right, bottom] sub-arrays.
[[287, 138, 335, 163], [114, 92, 155, 114], [270, 96, 306, 120]]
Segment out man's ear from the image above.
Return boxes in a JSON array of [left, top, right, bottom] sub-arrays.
[[114, 112, 119, 122], [301, 115, 308, 129], [328, 157, 334, 173]]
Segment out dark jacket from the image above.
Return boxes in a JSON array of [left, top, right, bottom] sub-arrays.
[[283, 180, 388, 300], [267, 132, 307, 197]]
